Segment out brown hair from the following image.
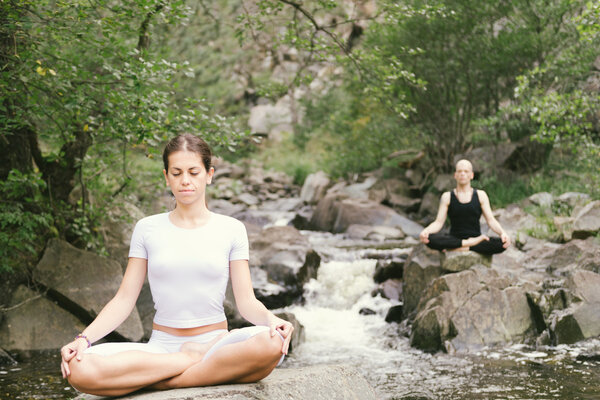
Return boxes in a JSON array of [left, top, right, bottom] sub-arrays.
[[162, 134, 212, 171]]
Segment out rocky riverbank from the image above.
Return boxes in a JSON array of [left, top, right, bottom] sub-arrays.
[[1, 157, 599, 358]]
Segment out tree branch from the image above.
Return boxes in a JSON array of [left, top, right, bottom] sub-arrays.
[[138, 3, 164, 51]]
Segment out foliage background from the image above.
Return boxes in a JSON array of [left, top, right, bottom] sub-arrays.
[[1, 0, 599, 276]]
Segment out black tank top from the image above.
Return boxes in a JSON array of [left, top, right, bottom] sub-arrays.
[[448, 189, 481, 239]]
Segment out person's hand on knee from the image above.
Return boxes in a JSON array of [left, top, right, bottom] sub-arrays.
[[419, 229, 430, 244], [267, 315, 294, 355], [501, 232, 511, 248]]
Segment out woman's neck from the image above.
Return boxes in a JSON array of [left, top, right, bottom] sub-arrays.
[[170, 202, 211, 228]]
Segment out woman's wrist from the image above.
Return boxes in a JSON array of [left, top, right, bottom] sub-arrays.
[[74, 333, 91, 348]]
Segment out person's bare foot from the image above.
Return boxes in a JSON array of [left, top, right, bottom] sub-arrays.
[[180, 331, 228, 362], [461, 235, 489, 248], [447, 246, 470, 252]]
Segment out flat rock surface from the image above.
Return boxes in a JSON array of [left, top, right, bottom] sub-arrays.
[[75, 364, 377, 400]]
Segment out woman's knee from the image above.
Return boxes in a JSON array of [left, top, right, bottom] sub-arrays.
[[253, 331, 284, 364], [67, 356, 102, 392]]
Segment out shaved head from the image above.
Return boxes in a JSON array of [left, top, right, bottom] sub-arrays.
[[455, 159, 473, 172]]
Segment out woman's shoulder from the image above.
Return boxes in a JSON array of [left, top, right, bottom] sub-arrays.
[[209, 212, 246, 230], [134, 212, 169, 228]]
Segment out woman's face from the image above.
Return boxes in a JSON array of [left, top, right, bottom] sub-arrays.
[[163, 150, 213, 206]]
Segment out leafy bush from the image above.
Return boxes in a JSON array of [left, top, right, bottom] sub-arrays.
[[0, 170, 54, 273]]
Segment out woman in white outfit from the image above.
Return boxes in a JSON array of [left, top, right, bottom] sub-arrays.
[[60, 134, 293, 396]]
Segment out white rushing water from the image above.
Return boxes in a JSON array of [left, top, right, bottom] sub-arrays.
[[282, 231, 474, 399], [278, 229, 600, 400]]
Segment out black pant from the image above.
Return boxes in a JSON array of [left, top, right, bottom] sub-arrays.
[[426, 233, 506, 255]]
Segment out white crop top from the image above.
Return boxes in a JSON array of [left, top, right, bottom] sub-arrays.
[[128, 212, 249, 328]]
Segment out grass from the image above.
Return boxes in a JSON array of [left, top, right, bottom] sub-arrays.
[[250, 131, 326, 186], [476, 148, 599, 208]]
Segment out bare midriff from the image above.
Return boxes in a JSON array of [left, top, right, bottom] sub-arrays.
[[152, 320, 228, 336]]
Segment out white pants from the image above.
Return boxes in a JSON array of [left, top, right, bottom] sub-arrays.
[[84, 325, 285, 366]]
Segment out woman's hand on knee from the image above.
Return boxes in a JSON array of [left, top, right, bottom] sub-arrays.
[[267, 315, 294, 355], [60, 338, 89, 378]]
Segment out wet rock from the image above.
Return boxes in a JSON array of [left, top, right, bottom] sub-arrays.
[[0, 285, 85, 351], [249, 267, 291, 309], [379, 279, 403, 301], [346, 224, 405, 241], [550, 270, 600, 344], [544, 239, 600, 275], [441, 251, 491, 272], [340, 176, 378, 199], [552, 304, 600, 344], [249, 226, 321, 306], [207, 199, 246, 217], [234, 193, 260, 207], [410, 267, 536, 352], [385, 305, 404, 323], [75, 364, 378, 400], [300, 171, 330, 204], [310, 196, 423, 237], [0, 347, 16, 365], [572, 200, 600, 239], [359, 308, 377, 316], [402, 244, 443, 318], [33, 239, 144, 341], [260, 197, 303, 212], [368, 178, 412, 203], [273, 311, 304, 353], [373, 260, 404, 283], [290, 205, 313, 230]]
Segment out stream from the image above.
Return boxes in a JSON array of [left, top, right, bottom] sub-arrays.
[[1, 213, 599, 399]]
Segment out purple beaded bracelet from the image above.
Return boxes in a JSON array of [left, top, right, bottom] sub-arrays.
[[75, 333, 91, 348]]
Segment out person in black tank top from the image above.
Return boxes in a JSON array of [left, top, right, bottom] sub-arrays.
[[419, 159, 510, 255]]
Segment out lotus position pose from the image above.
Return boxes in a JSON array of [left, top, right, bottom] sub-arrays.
[[60, 134, 293, 396], [419, 159, 510, 254]]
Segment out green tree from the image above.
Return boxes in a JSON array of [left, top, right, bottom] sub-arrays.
[[0, 0, 244, 272]]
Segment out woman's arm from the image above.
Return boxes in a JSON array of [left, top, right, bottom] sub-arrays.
[[478, 190, 510, 248], [230, 259, 293, 355], [419, 191, 451, 243], [60, 257, 147, 377]]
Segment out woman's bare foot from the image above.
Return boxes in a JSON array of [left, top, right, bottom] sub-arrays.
[[461, 235, 489, 248], [180, 331, 229, 362]]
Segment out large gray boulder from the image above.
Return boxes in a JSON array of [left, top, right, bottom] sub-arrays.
[[300, 171, 331, 204], [572, 200, 600, 239], [410, 266, 537, 353], [309, 195, 423, 237], [551, 270, 600, 344], [75, 364, 378, 400], [34, 239, 144, 341], [441, 251, 492, 272], [402, 244, 443, 318], [249, 226, 321, 307], [0, 285, 85, 350]]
